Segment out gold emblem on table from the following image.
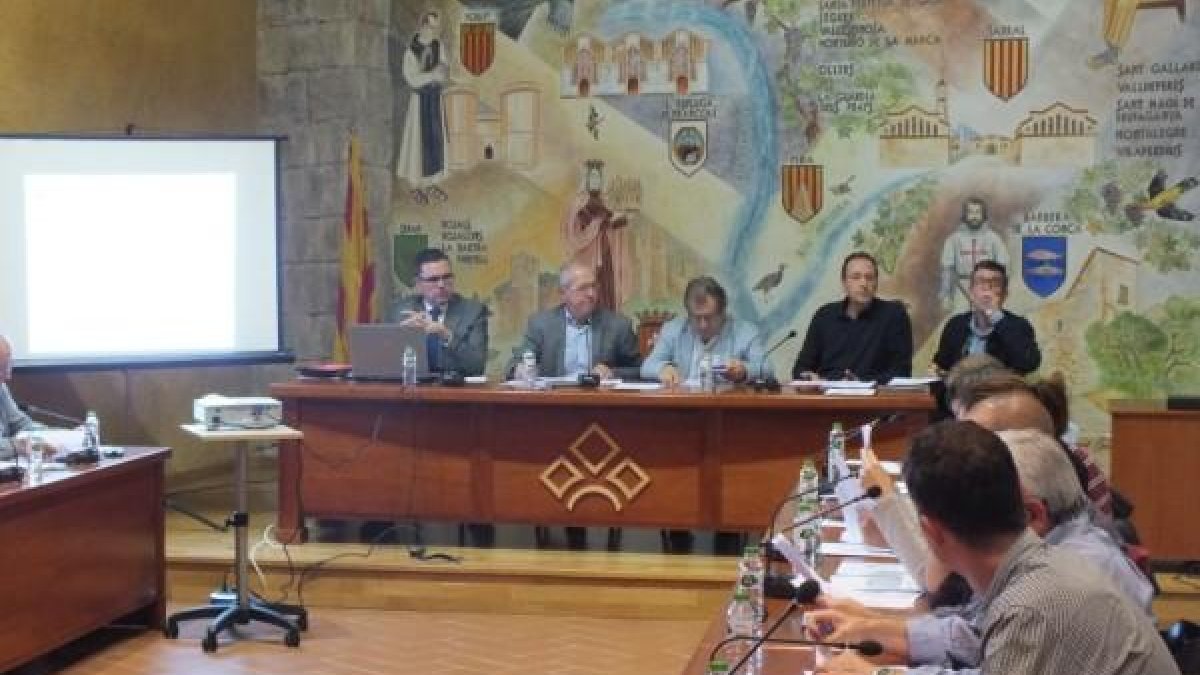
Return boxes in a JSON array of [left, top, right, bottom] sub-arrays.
[[540, 424, 650, 511]]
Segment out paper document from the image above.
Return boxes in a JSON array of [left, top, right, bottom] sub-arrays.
[[820, 541, 897, 558], [886, 376, 939, 386], [843, 589, 919, 609], [846, 458, 902, 475], [835, 561, 908, 576], [464, 376, 487, 384], [790, 379, 875, 389], [829, 573, 919, 593], [612, 382, 661, 391], [824, 387, 876, 396]]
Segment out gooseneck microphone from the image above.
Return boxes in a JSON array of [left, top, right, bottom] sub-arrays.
[[718, 635, 886, 664], [708, 580, 821, 673], [750, 330, 798, 393], [18, 403, 99, 464], [778, 485, 883, 536]]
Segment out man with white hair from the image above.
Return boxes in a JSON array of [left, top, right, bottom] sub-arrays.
[[0, 335, 36, 460], [809, 427, 1155, 672]]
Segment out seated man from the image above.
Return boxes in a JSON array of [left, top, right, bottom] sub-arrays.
[[0, 335, 36, 460], [933, 260, 1040, 377], [641, 276, 768, 386], [391, 247, 489, 376], [508, 262, 641, 380], [811, 428, 1155, 672], [817, 421, 1177, 674], [792, 252, 912, 382]]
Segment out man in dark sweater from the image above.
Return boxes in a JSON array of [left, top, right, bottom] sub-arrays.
[[792, 252, 913, 383], [933, 260, 1040, 377]]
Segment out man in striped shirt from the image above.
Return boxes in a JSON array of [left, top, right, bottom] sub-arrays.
[[818, 421, 1177, 675]]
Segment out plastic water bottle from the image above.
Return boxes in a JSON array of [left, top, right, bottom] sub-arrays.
[[794, 458, 821, 565], [737, 544, 765, 622], [402, 346, 418, 386], [698, 354, 713, 391], [826, 421, 846, 486], [521, 349, 538, 388], [84, 410, 100, 450], [725, 589, 761, 673]]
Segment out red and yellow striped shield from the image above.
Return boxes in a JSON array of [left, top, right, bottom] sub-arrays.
[[983, 37, 1029, 101], [781, 163, 823, 224], [460, 21, 495, 77]]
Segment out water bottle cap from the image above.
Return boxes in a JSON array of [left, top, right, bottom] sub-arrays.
[[732, 589, 749, 600], [707, 659, 730, 672], [742, 544, 760, 556], [832, 421, 843, 430]]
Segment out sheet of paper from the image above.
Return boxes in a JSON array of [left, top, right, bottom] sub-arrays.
[[612, 382, 660, 391], [834, 477, 865, 544], [789, 379, 875, 389], [887, 376, 940, 386], [829, 573, 919, 592], [819, 541, 898, 558], [835, 560, 908, 576], [824, 387, 876, 396], [464, 375, 487, 384], [843, 589, 919, 609]]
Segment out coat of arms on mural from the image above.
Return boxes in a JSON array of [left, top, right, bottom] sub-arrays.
[[460, 10, 497, 77], [1022, 236, 1067, 298], [780, 161, 823, 223], [982, 37, 1029, 101], [669, 120, 707, 177]]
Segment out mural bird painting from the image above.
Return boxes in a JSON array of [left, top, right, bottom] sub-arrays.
[[753, 263, 786, 301]]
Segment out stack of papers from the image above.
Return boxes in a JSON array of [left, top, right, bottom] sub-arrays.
[[886, 376, 939, 387], [825, 387, 876, 396], [819, 541, 898, 558]]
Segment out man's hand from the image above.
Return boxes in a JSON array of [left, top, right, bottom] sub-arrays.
[[591, 363, 614, 380], [723, 358, 748, 383], [399, 310, 451, 340], [806, 608, 909, 663], [659, 365, 681, 387], [859, 448, 896, 499]]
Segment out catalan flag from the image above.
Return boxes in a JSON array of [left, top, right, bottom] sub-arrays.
[[332, 134, 377, 362]]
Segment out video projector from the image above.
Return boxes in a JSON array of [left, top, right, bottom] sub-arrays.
[[193, 395, 283, 430]]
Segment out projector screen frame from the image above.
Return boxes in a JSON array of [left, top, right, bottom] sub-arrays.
[[1, 132, 294, 370]]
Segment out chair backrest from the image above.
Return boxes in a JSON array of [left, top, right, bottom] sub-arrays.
[[636, 310, 675, 358]]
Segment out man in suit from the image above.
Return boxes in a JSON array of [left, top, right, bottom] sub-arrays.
[[509, 262, 641, 381], [392, 247, 488, 376], [0, 335, 36, 460], [933, 260, 1040, 378], [641, 276, 768, 386]]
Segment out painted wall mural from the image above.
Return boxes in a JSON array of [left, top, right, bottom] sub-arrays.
[[389, 0, 1200, 441]]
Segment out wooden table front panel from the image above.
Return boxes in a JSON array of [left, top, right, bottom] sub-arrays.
[[0, 449, 169, 671], [274, 383, 933, 539]]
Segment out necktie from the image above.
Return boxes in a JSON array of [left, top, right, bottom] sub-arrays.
[[427, 306, 442, 372]]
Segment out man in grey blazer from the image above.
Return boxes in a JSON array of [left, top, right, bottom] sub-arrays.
[[391, 248, 489, 377], [0, 335, 36, 460], [508, 262, 641, 380]]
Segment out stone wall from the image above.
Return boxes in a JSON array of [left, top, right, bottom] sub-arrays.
[[258, 0, 396, 360]]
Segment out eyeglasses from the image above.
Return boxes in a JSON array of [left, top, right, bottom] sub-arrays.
[[419, 273, 455, 285]]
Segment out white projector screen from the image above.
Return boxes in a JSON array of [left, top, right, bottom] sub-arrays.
[[0, 136, 287, 367]]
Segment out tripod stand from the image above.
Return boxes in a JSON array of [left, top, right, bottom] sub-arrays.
[[165, 424, 306, 652]]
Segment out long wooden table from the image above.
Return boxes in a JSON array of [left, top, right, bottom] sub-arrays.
[[270, 381, 932, 543], [1110, 399, 1200, 560], [0, 447, 170, 671]]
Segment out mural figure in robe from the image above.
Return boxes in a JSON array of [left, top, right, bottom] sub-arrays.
[[561, 160, 632, 312], [940, 197, 1009, 312], [397, 11, 449, 204]]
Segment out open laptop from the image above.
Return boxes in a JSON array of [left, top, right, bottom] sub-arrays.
[[347, 323, 429, 381]]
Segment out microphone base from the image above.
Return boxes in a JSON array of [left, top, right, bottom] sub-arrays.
[[62, 449, 101, 466], [0, 465, 24, 483], [749, 377, 782, 393], [764, 573, 797, 600]]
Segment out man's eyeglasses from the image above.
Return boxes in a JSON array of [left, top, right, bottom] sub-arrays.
[[420, 273, 455, 284]]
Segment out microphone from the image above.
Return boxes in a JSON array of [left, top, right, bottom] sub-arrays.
[[750, 330, 797, 393], [778, 485, 883, 536], [844, 412, 905, 443], [18, 403, 99, 464], [762, 472, 858, 556], [709, 580, 821, 673], [19, 403, 83, 427], [716, 635, 885, 668]]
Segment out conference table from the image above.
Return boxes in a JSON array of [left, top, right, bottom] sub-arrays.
[[0, 447, 170, 672], [270, 380, 933, 543]]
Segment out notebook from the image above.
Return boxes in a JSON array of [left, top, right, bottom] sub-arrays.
[[347, 323, 429, 381]]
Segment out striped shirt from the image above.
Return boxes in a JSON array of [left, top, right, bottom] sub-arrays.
[[911, 530, 1178, 675]]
